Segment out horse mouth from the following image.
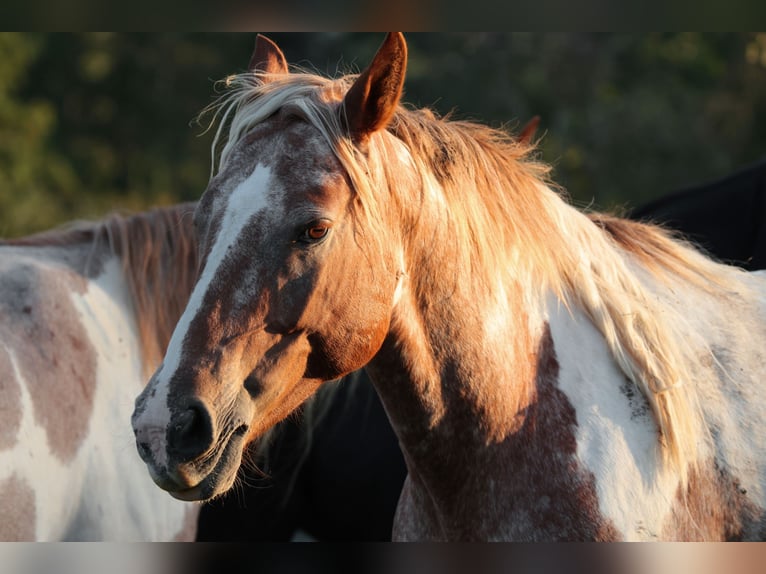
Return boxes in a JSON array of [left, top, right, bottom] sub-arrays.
[[165, 423, 248, 501]]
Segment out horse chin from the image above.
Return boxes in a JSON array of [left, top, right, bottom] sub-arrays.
[[165, 429, 246, 502]]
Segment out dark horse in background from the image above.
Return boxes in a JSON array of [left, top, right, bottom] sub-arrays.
[[631, 157, 766, 271], [196, 157, 766, 541]]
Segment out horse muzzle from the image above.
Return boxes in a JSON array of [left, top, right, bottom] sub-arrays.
[[132, 395, 251, 501]]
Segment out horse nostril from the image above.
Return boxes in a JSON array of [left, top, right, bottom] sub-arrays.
[[244, 373, 263, 397], [167, 401, 215, 461], [175, 409, 197, 436]]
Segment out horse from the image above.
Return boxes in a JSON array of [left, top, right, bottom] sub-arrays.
[[132, 33, 766, 541], [197, 154, 766, 542], [631, 157, 766, 271], [0, 204, 200, 540]]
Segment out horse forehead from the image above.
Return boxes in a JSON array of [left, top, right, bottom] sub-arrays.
[[232, 118, 345, 202], [247, 115, 334, 159]]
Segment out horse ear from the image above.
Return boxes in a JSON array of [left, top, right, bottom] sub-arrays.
[[518, 115, 541, 145], [342, 32, 407, 143], [249, 34, 288, 76]]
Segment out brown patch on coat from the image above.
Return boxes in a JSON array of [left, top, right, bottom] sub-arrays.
[[472, 323, 621, 540], [662, 460, 765, 540], [172, 505, 200, 541], [0, 345, 23, 450], [386, 322, 621, 540], [487, 323, 621, 540], [0, 262, 97, 462], [0, 474, 36, 540]]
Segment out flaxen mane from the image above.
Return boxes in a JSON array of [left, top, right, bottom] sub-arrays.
[[204, 69, 752, 477], [3, 204, 199, 375]]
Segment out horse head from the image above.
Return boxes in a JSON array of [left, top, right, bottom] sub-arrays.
[[132, 34, 409, 500]]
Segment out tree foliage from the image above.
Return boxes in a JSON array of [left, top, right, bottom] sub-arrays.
[[1, 33, 764, 237]]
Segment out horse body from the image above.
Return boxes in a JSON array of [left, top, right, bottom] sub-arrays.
[[372, 213, 766, 540], [132, 34, 766, 540], [0, 206, 198, 540], [551, 282, 766, 541]]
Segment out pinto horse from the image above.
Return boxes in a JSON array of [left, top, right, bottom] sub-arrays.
[[133, 33, 766, 541], [0, 204, 199, 540], [197, 119, 541, 543], [197, 156, 766, 541]]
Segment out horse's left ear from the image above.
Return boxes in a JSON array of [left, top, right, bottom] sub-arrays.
[[342, 32, 407, 144], [249, 34, 288, 76]]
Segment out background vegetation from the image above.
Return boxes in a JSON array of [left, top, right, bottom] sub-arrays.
[[1, 33, 765, 237]]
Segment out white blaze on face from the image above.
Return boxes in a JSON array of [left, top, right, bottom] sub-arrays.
[[134, 164, 275, 461]]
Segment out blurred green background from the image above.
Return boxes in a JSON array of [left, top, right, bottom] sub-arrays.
[[1, 32, 765, 237]]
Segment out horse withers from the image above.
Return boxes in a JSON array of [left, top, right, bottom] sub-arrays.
[[0, 205, 199, 540], [133, 33, 766, 541]]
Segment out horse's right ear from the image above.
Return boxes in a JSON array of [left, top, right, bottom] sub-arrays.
[[249, 34, 288, 76], [342, 32, 407, 144]]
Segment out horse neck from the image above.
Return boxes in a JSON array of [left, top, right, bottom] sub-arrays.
[[368, 172, 552, 464], [363, 130, 559, 428], [366, 252, 552, 541], [366, 133, 732, 509], [373, 261, 546, 428]]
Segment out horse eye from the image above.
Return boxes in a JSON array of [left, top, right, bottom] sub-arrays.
[[299, 221, 331, 243]]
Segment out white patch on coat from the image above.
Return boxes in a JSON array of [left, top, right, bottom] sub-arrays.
[[71, 258, 194, 540], [482, 278, 512, 344], [547, 295, 681, 540]]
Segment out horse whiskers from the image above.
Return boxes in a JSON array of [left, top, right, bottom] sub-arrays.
[[239, 444, 270, 480]]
